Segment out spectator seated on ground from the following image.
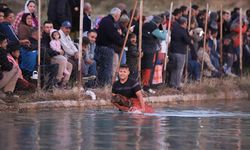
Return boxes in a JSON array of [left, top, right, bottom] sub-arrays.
[[7, 43, 36, 91], [19, 27, 38, 80], [82, 36, 97, 87], [13, 0, 38, 33], [49, 29, 72, 88], [59, 21, 79, 81], [197, 42, 220, 78], [207, 27, 220, 71], [17, 13, 33, 40], [0, 8, 30, 46], [0, 34, 19, 99], [41, 21, 60, 90]]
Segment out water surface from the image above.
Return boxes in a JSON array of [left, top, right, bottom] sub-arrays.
[[0, 100, 250, 150]]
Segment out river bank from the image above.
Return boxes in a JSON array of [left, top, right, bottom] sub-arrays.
[[0, 76, 250, 112]]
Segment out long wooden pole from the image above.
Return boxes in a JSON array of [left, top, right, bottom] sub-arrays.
[[219, 5, 223, 68], [78, 0, 84, 90], [163, 2, 173, 84], [239, 8, 243, 77], [138, 0, 143, 82], [113, 0, 138, 83], [184, 2, 192, 83], [200, 4, 209, 82], [37, 0, 41, 91]]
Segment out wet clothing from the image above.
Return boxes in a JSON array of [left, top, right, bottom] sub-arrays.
[[112, 78, 141, 99]]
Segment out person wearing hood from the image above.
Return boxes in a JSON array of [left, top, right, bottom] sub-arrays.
[[17, 13, 33, 40], [13, 0, 38, 33], [49, 29, 72, 88]]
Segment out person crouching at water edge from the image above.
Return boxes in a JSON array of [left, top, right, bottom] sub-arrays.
[[111, 64, 154, 113]]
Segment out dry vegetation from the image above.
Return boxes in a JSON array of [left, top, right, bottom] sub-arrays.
[[14, 75, 250, 103]]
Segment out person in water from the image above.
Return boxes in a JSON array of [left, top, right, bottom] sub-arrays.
[[112, 64, 145, 112]]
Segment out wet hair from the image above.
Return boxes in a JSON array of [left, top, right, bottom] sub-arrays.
[[21, 13, 32, 25], [82, 36, 90, 45], [119, 64, 129, 69]]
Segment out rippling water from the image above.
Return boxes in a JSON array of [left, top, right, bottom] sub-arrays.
[[1, 100, 250, 150]]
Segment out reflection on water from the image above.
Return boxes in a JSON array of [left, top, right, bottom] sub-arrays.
[[0, 100, 250, 150]]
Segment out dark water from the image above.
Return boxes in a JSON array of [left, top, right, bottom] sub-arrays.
[[1, 100, 250, 150]]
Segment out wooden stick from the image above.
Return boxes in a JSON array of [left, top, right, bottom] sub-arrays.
[[162, 2, 173, 84], [200, 4, 209, 82], [184, 2, 192, 83], [219, 5, 223, 68], [78, 0, 84, 90], [37, 0, 41, 91], [239, 8, 243, 77], [138, 0, 143, 82], [112, 0, 138, 83]]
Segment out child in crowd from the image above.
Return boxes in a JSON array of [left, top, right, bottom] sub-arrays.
[[50, 29, 72, 87], [126, 33, 139, 80]]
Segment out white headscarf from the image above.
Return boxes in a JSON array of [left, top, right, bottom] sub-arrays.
[[24, 0, 35, 13]]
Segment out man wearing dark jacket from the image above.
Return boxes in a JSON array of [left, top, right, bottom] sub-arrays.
[[170, 17, 193, 89], [47, 0, 72, 29], [0, 34, 19, 95], [95, 7, 123, 86], [141, 15, 166, 93]]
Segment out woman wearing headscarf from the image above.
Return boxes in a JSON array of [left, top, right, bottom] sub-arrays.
[[17, 13, 33, 40], [13, 0, 38, 33]]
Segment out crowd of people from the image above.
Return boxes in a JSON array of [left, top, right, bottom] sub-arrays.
[[0, 0, 250, 101]]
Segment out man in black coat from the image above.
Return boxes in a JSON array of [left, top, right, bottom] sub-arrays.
[[169, 17, 193, 90], [47, 0, 72, 29], [95, 7, 123, 86]]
